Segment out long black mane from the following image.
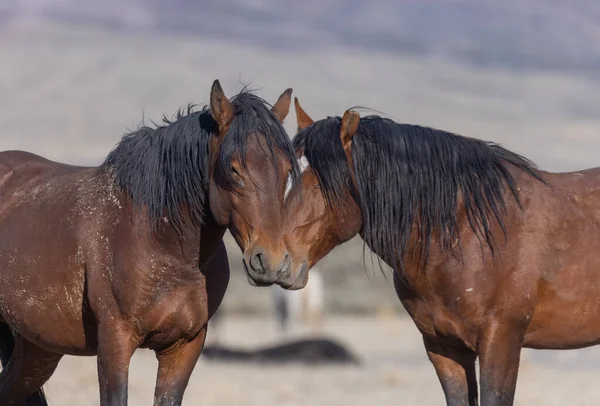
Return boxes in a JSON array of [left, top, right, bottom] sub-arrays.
[[294, 115, 542, 270], [101, 91, 298, 233]]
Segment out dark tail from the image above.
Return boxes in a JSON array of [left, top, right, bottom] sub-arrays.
[[0, 322, 14, 367], [0, 323, 48, 406]]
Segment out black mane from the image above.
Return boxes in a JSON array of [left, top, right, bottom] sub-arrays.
[[101, 91, 298, 233], [294, 115, 542, 270]]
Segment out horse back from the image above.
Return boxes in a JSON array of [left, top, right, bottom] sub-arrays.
[[0, 150, 87, 194], [536, 166, 600, 220]]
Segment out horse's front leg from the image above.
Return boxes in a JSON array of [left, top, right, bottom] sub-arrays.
[[153, 327, 207, 406], [424, 337, 479, 406], [477, 321, 525, 406], [97, 321, 138, 406]]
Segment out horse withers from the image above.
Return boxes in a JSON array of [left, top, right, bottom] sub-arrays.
[[280, 99, 600, 405], [0, 80, 299, 405]]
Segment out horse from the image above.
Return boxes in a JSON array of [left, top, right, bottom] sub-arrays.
[[271, 267, 324, 335], [279, 98, 600, 405], [0, 80, 300, 406], [210, 267, 324, 338]]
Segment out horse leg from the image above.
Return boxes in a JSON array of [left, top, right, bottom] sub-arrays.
[[424, 337, 478, 406], [96, 322, 137, 406], [477, 322, 524, 406], [0, 333, 62, 405], [153, 327, 207, 406]]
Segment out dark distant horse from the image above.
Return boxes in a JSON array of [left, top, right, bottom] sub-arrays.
[[0, 80, 300, 405], [280, 99, 600, 405]]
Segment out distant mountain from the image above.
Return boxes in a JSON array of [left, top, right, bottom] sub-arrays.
[[3, 0, 600, 75]]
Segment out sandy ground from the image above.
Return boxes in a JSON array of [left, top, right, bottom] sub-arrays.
[[43, 315, 600, 406]]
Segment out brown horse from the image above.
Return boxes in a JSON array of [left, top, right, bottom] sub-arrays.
[[0, 80, 300, 405], [281, 99, 600, 405]]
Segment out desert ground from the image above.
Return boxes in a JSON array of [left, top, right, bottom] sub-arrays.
[[44, 315, 600, 406]]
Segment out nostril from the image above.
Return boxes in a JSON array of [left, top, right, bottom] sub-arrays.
[[256, 252, 265, 269], [278, 253, 291, 275], [250, 248, 267, 273]]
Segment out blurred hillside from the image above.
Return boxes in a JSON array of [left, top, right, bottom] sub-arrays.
[[3, 0, 600, 75], [1, 1, 600, 314]]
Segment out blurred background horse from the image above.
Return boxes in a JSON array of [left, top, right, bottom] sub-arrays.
[[210, 267, 325, 337]]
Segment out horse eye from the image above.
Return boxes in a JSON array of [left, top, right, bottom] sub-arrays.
[[230, 165, 244, 186]]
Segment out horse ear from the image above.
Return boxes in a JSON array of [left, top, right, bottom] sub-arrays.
[[271, 88, 293, 123], [340, 110, 360, 147], [295, 97, 314, 132], [210, 79, 234, 135]]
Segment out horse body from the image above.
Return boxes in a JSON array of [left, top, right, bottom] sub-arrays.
[[283, 101, 600, 405], [0, 81, 298, 405], [0, 151, 93, 353], [0, 151, 223, 355], [394, 166, 600, 353], [524, 168, 600, 349]]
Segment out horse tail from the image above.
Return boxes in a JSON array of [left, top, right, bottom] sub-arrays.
[[0, 323, 49, 406], [0, 322, 14, 367]]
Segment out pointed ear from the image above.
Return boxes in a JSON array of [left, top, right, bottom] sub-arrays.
[[271, 88, 293, 123], [210, 79, 234, 134], [340, 110, 360, 147], [294, 97, 314, 132]]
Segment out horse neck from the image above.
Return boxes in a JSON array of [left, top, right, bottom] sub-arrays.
[[112, 186, 225, 268], [198, 212, 227, 267], [151, 214, 228, 267], [397, 169, 528, 285]]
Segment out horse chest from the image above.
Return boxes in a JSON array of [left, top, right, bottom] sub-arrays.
[[398, 295, 436, 336], [135, 283, 209, 350], [395, 276, 478, 349]]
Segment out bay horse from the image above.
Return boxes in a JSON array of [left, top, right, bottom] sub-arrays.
[[0, 80, 300, 405], [281, 99, 600, 405]]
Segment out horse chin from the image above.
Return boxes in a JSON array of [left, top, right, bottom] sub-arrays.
[[278, 261, 309, 291], [247, 277, 274, 287], [242, 259, 274, 287]]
